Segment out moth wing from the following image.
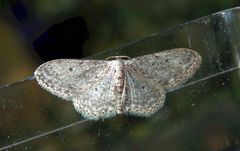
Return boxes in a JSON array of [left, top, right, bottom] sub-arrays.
[[34, 59, 109, 101], [122, 69, 166, 117], [126, 48, 201, 91], [72, 69, 119, 120]]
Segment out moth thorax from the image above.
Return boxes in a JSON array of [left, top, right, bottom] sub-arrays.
[[111, 60, 125, 93]]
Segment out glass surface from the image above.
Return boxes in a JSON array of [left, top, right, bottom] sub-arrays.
[[1, 7, 240, 151]]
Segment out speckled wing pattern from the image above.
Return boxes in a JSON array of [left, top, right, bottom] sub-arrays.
[[34, 48, 202, 120], [126, 48, 202, 92], [122, 69, 165, 117], [72, 69, 119, 120], [34, 59, 109, 101]]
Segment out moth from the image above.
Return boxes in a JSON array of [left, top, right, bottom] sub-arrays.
[[34, 48, 202, 120]]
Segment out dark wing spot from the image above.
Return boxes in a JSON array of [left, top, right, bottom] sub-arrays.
[[69, 67, 73, 71]]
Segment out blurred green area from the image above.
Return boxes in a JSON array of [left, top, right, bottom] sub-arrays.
[[0, 0, 240, 85]]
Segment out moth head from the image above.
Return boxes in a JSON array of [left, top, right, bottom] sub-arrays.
[[106, 56, 130, 61]]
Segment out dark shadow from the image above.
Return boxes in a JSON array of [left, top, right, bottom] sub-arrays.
[[33, 16, 89, 61]]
